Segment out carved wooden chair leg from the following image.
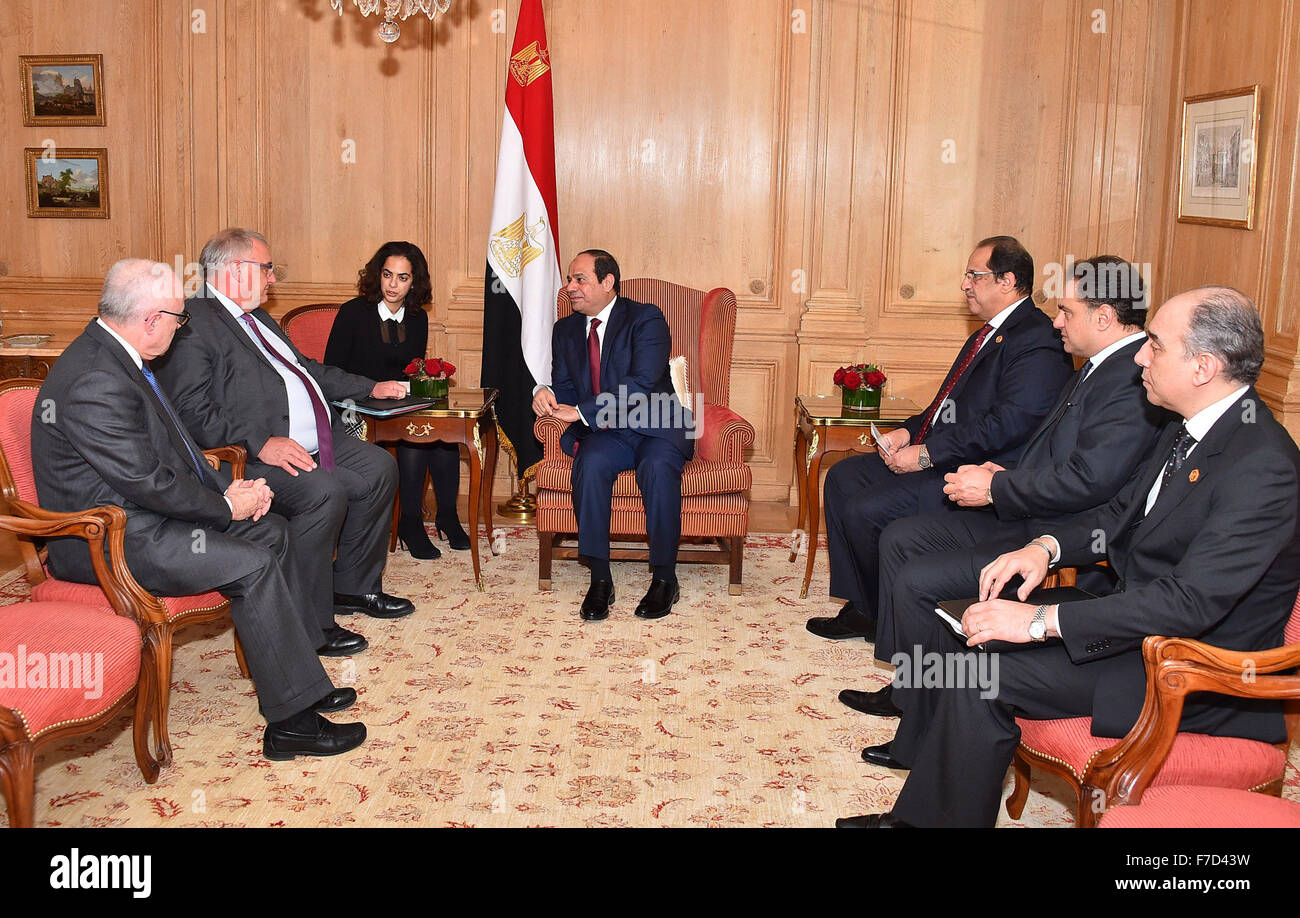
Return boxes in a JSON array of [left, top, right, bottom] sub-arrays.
[[145, 623, 176, 766], [728, 537, 743, 596], [1005, 751, 1031, 818], [232, 631, 250, 679], [0, 734, 35, 828], [538, 530, 553, 591], [131, 660, 161, 784]]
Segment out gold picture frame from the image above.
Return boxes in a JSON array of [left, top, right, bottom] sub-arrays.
[[19, 54, 105, 127], [1176, 85, 1260, 229], [25, 147, 110, 219]]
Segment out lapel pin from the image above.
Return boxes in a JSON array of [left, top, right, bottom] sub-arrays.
[[1188, 469, 1200, 483], [995, 335, 1003, 344]]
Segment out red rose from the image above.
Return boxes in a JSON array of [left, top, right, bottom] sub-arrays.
[[866, 370, 886, 388], [834, 367, 846, 386], [424, 358, 443, 377], [404, 358, 423, 376], [442, 361, 456, 378], [843, 370, 862, 390]]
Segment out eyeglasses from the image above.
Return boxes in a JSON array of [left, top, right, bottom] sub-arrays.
[[158, 309, 191, 327], [234, 259, 278, 276], [964, 270, 997, 282]]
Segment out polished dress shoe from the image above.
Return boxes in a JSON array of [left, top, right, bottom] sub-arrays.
[[805, 601, 877, 641], [260, 686, 357, 717], [634, 579, 679, 619], [834, 812, 913, 828], [397, 514, 441, 560], [263, 714, 367, 761], [839, 685, 903, 717], [317, 624, 369, 657], [860, 741, 908, 770], [333, 591, 415, 619], [581, 580, 615, 621], [435, 515, 471, 551]]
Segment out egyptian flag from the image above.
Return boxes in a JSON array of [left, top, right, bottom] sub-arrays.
[[481, 0, 560, 479]]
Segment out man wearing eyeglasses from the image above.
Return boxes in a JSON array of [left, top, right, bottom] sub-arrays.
[[156, 228, 416, 657], [806, 236, 1074, 644], [33, 259, 365, 759]]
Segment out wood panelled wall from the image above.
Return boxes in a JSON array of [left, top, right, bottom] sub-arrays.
[[2, 0, 1298, 502]]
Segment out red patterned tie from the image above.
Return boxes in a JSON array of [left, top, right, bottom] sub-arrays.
[[587, 317, 602, 396], [916, 323, 992, 444], [240, 313, 335, 471]]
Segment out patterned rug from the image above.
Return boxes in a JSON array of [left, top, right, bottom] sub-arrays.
[[4, 527, 1297, 827]]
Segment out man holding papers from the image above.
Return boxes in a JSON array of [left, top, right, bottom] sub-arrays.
[[837, 286, 1300, 827]]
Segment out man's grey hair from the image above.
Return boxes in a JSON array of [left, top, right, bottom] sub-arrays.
[[98, 258, 174, 323], [199, 227, 268, 272], [1183, 285, 1264, 384]]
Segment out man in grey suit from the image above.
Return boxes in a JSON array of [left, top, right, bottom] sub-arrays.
[[33, 259, 365, 759], [156, 228, 414, 651]]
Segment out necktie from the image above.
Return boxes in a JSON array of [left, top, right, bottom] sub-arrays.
[[1160, 426, 1197, 491], [587, 317, 602, 396], [239, 313, 335, 471], [916, 324, 992, 443], [1038, 360, 1093, 435], [140, 363, 208, 480]]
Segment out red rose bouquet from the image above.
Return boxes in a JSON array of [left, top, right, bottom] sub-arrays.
[[834, 362, 886, 410], [405, 357, 456, 399]]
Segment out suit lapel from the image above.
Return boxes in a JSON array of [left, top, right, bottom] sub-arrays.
[[597, 299, 630, 393], [952, 296, 1033, 383], [198, 293, 270, 366]]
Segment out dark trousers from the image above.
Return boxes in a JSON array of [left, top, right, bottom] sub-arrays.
[[823, 452, 949, 614], [249, 431, 397, 626], [397, 441, 461, 521], [50, 512, 334, 723], [570, 429, 688, 568]]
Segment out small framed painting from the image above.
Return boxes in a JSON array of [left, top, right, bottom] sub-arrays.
[[1176, 85, 1260, 229], [25, 147, 110, 219], [19, 54, 105, 127]]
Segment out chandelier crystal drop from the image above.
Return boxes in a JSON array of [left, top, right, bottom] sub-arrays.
[[330, 0, 452, 43]]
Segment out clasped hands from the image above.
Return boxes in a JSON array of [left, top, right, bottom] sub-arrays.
[[531, 387, 580, 423], [959, 539, 1059, 647], [225, 477, 274, 521], [943, 461, 1006, 506], [878, 428, 924, 474]]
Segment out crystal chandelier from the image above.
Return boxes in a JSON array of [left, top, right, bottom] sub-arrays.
[[330, 0, 452, 43]]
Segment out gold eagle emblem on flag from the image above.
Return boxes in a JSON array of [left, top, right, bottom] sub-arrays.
[[490, 213, 547, 278], [509, 40, 550, 87]]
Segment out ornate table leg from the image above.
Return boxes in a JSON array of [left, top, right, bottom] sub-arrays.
[[466, 417, 484, 591], [800, 423, 824, 600]]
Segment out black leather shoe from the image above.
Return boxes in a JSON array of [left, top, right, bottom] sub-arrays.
[[581, 580, 615, 621], [334, 591, 415, 619], [263, 714, 367, 761], [634, 579, 680, 619], [835, 812, 913, 828], [805, 601, 877, 641], [861, 741, 908, 770], [312, 687, 357, 713], [397, 514, 441, 560], [317, 625, 369, 657], [839, 685, 903, 717], [435, 516, 471, 551]]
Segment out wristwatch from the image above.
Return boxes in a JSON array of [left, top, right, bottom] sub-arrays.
[[917, 446, 932, 470], [1028, 604, 1049, 642]]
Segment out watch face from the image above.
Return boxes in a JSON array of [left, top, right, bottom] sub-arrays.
[[1029, 620, 1046, 640]]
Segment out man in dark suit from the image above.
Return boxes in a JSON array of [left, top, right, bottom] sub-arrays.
[[156, 228, 414, 654], [837, 286, 1300, 827], [33, 259, 365, 759], [532, 249, 694, 621], [807, 236, 1074, 641], [844, 256, 1168, 726]]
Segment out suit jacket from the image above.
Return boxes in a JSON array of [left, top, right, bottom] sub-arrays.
[[991, 337, 1169, 521], [902, 297, 1074, 472], [1052, 387, 1300, 740], [324, 296, 429, 382], [154, 290, 376, 454], [31, 320, 235, 581], [550, 296, 694, 460]]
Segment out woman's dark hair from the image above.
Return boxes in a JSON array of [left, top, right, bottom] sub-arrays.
[[357, 241, 432, 309]]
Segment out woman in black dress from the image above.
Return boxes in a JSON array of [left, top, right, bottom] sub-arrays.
[[325, 241, 469, 559]]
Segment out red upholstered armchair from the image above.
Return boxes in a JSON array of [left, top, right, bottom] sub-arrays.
[[281, 303, 341, 362], [1007, 587, 1300, 827], [533, 279, 755, 593]]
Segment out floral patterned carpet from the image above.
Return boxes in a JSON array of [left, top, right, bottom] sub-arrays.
[[4, 527, 1298, 828]]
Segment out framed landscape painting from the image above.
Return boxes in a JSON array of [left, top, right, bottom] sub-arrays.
[[1176, 85, 1260, 229], [25, 148, 110, 219], [19, 54, 105, 126]]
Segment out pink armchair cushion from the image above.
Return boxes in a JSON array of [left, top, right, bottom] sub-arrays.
[[281, 306, 339, 363], [696, 405, 755, 464], [0, 601, 140, 739], [1284, 590, 1300, 646], [0, 386, 40, 504], [535, 455, 751, 498], [1017, 716, 1286, 789], [1098, 786, 1300, 828], [32, 578, 228, 623]]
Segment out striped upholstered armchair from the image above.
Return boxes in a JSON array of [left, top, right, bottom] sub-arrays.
[[533, 278, 755, 594]]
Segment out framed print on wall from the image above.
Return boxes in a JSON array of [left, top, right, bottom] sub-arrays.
[[1176, 85, 1260, 229], [19, 54, 105, 127], [25, 148, 110, 219]]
